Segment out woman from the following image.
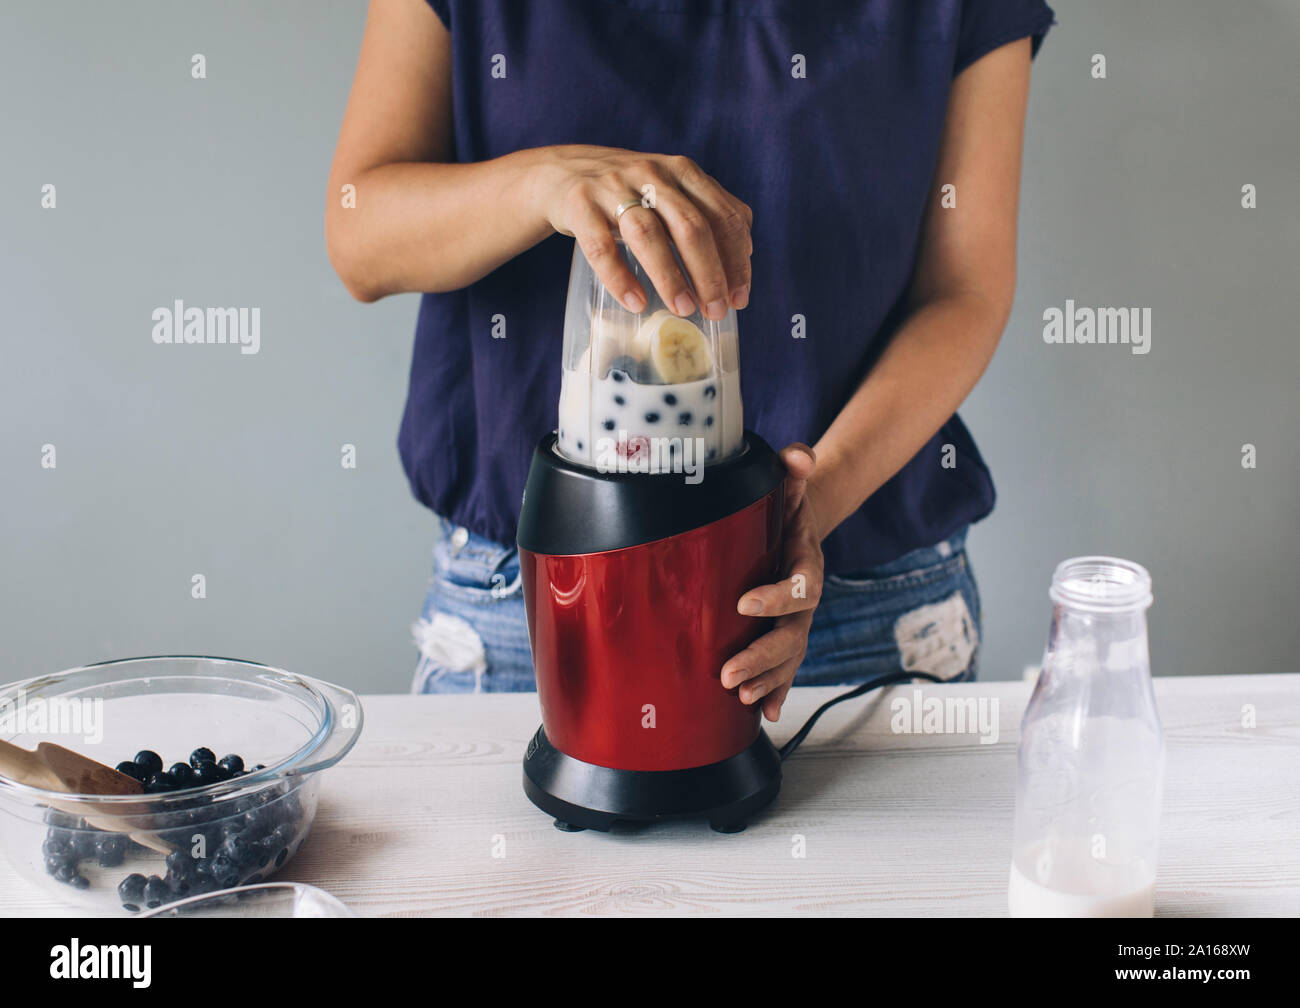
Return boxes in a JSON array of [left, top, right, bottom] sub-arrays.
[[326, 0, 1054, 719]]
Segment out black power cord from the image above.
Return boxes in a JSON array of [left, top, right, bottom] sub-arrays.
[[779, 669, 948, 761]]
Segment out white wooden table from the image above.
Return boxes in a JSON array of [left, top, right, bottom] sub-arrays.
[[2, 675, 1297, 916]]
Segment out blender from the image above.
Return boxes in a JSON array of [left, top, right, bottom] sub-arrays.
[[517, 238, 786, 833]]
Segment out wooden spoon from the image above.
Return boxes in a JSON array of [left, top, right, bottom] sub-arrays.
[[0, 740, 171, 854], [0, 740, 143, 795]]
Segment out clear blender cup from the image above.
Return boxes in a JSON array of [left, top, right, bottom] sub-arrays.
[[556, 238, 743, 472], [1009, 557, 1165, 917]]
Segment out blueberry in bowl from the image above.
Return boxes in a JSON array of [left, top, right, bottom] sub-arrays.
[[34, 743, 316, 909], [0, 656, 363, 913]]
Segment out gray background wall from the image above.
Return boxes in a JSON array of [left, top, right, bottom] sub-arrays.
[[2, 0, 1296, 693]]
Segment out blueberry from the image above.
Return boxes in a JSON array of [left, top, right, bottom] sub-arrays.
[[44, 853, 72, 877], [189, 747, 217, 769], [602, 418, 615, 431], [118, 873, 147, 911], [663, 392, 677, 406], [50, 859, 80, 884], [613, 394, 625, 406], [608, 357, 640, 381], [250, 764, 266, 773], [165, 850, 196, 875], [242, 809, 271, 833], [70, 831, 99, 860], [209, 853, 239, 888], [704, 415, 714, 427], [143, 875, 169, 909], [217, 754, 244, 776], [43, 809, 79, 829], [644, 412, 660, 424], [165, 870, 193, 898], [42, 835, 73, 859], [134, 751, 163, 778], [703, 384, 717, 399], [167, 762, 195, 788], [145, 773, 171, 793], [45, 821, 76, 841], [69, 871, 90, 889], [678, 411, 693, 425], [186, 872, 217, 897], [220, 832, 256, 867], [96, 834, 127, 868], [271, 822, 297, 847], [193, 761, 221, 787], [274, 846, 290, 869], [115, 760, 145, 782]]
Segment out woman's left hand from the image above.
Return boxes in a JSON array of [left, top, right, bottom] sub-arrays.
[[722, 443, 823, 722]]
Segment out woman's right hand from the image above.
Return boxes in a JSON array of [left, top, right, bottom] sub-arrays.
[[531, 145, 753, 320]]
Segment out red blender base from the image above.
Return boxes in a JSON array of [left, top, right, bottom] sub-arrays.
[[517, 431, 787, 832], [522, 727, 781, 833]]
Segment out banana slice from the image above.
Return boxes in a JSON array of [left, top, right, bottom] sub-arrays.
[[645, 314, 713, 383], [633, 309, 674, 359]]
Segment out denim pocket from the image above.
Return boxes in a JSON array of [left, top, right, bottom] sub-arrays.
[[823, 550, 967, 595], [804, 547, 980, 686], [432, 521, 522, 603]]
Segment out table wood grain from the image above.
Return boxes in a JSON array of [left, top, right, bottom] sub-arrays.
[[2, 675, 1297, 917]]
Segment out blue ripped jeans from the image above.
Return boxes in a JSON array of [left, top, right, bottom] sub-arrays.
[[411, 515, 981, 693]]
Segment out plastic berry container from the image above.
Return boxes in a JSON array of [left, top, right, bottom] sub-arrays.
[[0, 656, 363, 913]]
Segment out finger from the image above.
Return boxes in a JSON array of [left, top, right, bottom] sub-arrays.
[[668, 156, 753, 310], [740, 656, 801, 709], [569, 197, 646, 313], [615, 201, 697, 317], [780, 442, 816, 478], [740, 520, 822, 616], [738, 560, 821, 617], [762, 679, 795, 723], [721, 612, 812, 687], [647, 187, 730, 321], [779, 443, 816, 515]]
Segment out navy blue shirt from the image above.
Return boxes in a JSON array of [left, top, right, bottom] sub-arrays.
[[400, 0, 1054, 573]]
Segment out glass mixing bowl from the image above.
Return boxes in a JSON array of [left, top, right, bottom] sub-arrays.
[[0, 656, 363, 913]]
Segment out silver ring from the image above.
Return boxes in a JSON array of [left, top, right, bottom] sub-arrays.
[[614, 197, 645, 221]]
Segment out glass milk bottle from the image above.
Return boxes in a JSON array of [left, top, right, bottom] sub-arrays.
[[1009, 557, 1164, 917]]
